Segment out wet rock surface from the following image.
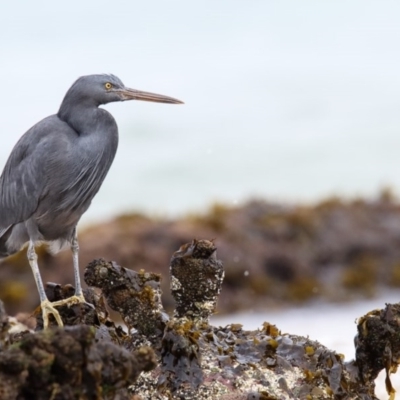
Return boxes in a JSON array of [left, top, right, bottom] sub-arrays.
[[0, 239, 397, 399]]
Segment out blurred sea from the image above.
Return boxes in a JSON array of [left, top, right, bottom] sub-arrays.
[[1, 1, 400, 224]]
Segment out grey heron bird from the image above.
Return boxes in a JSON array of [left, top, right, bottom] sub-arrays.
[[0, 74, 183, 328]]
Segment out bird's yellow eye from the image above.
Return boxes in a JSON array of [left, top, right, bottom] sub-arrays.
[[105, 82, 112, 90]]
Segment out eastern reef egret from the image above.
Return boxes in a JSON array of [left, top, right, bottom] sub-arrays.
[[0, 74, 183, 327]]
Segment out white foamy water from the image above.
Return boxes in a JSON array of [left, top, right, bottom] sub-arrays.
[[212, 290, 400, 400], [1, 2, 400, 224]]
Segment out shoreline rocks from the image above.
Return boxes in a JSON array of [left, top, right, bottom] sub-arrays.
[[0, 239, 397, 399]]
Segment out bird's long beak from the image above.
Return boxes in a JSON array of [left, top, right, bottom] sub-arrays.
[[117, 88, 183, 104]]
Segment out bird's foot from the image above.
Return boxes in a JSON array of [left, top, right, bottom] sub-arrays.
[[51, 294, 94, 309], [40, 299, 64, 328]]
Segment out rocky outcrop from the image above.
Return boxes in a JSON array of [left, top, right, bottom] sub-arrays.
[[0, 239, 397, 399]]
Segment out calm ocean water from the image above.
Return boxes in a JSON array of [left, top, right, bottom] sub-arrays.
[[1, 1, 400, 226]]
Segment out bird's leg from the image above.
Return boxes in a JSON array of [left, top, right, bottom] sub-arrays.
[[52, 229, 92, 308], [71, 228, 85, 300], [27, 241, 64, 328]]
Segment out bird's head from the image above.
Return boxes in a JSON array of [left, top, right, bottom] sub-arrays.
[[62, 74, 183, 107]]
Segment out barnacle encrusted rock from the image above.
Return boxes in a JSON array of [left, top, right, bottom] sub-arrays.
[[152, 240, 224, 395], [170, 239, 224, 320], [85, 258, 168, 341], [355, 303, 400, 399], [0, 238, 398, 399], [127, 240, 384, 399]]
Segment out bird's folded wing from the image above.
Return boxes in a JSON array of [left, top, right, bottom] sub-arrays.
[[0, 133, 46, 230]]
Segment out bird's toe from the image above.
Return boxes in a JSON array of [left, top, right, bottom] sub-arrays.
[[51, 294, 94, 309], [40, 299, 64, 328]]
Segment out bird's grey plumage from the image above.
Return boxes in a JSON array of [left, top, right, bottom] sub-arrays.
[[0, 75, 120, 255], [0, 73, 182, 328]]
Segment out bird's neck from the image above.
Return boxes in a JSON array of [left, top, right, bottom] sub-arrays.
[[58, 103, 114, 137], [58, 104, 119, 171]]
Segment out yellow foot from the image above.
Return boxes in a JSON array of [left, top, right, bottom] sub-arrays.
[[51, 294, 94, 309], [40, 299, 64, 328]]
